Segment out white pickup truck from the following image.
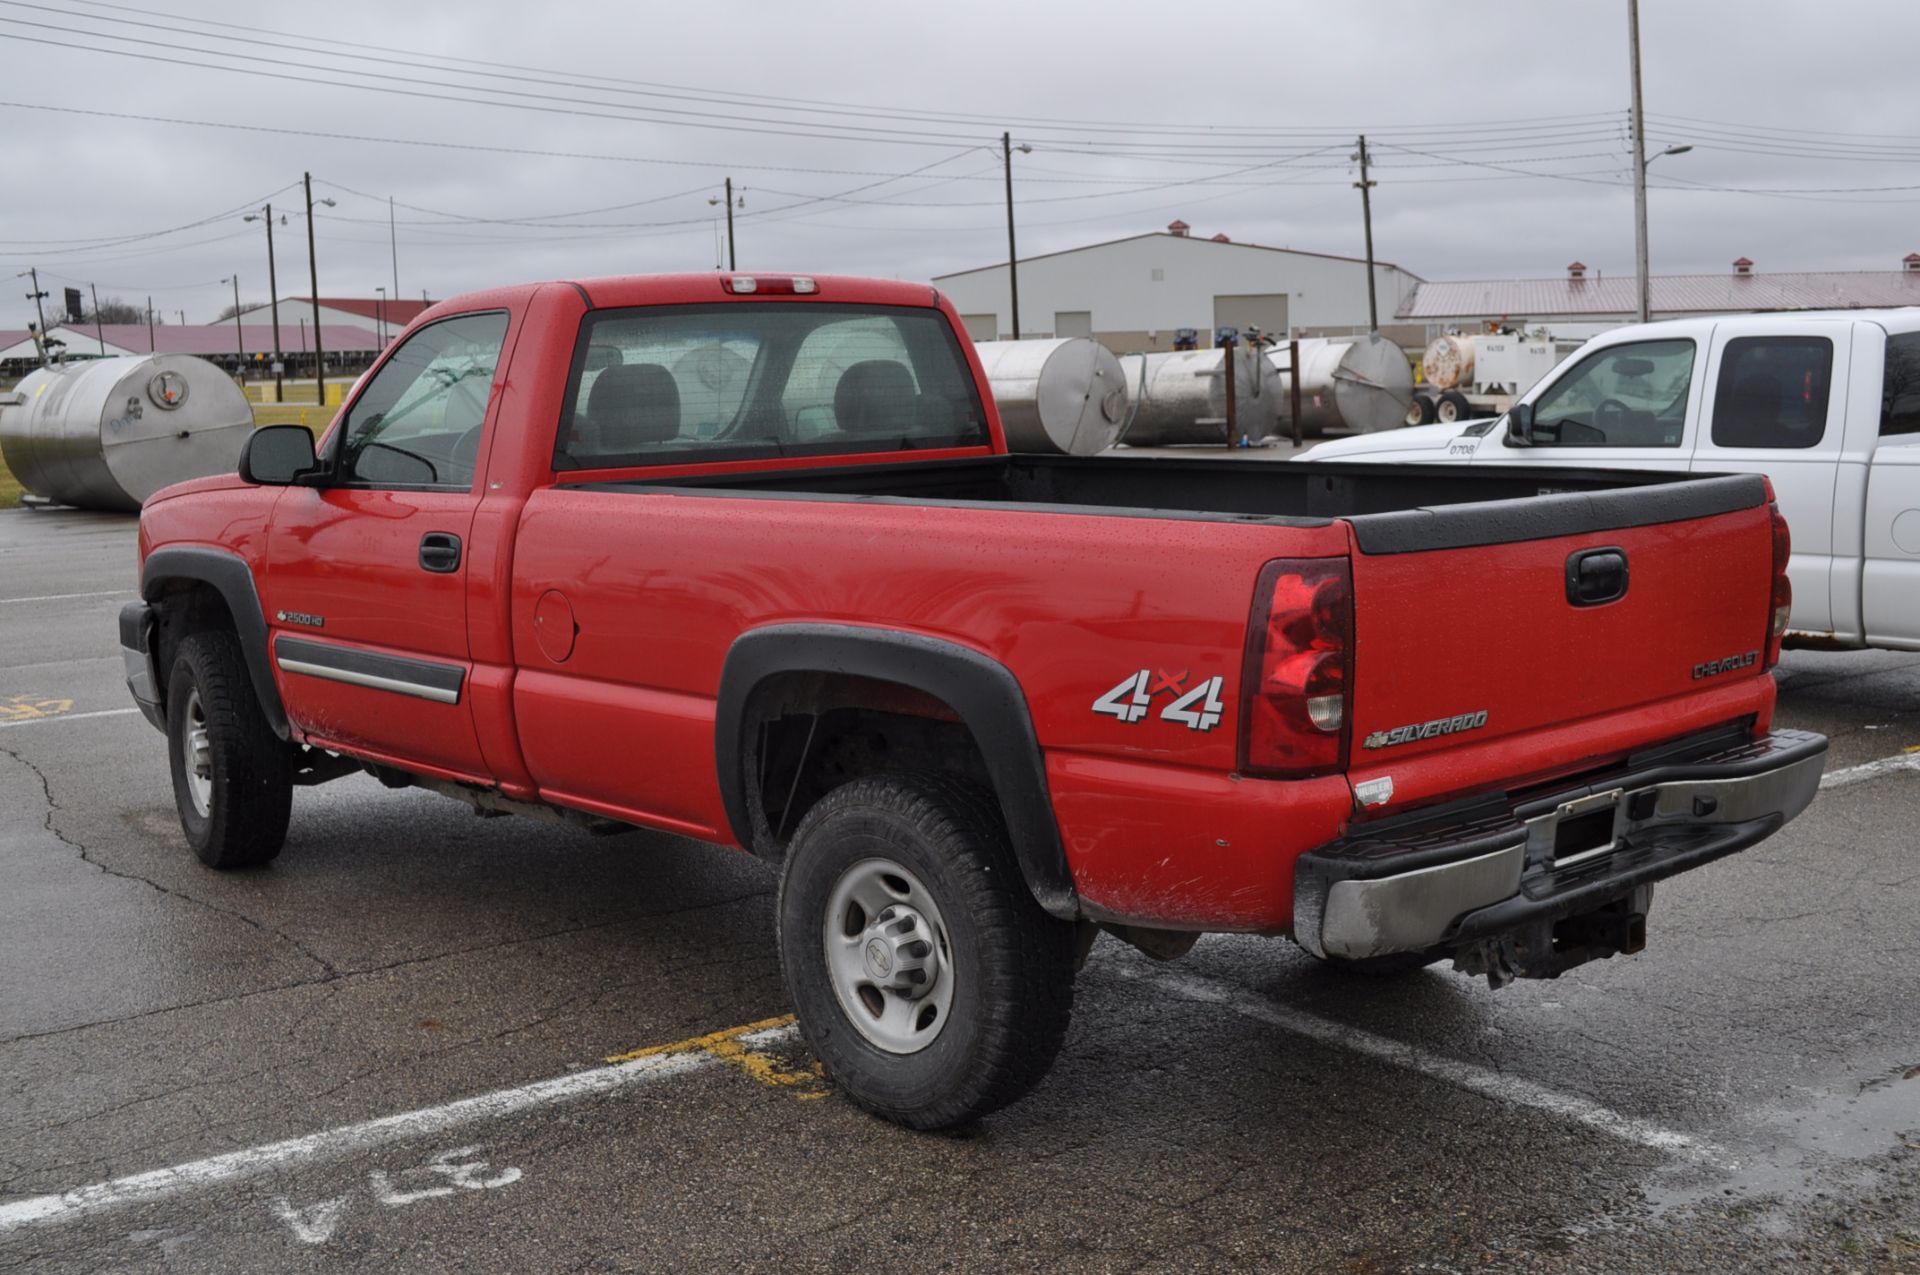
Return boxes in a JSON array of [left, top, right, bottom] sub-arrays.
[[1301, 310, 1920, 651]]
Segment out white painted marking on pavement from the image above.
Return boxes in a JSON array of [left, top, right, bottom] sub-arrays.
[[1818, 749, 1920, 790], [269, 1196, 346, 1245], [0, 1033, 775, 1234], [0, 590, 138, 605], [1121, 965, 1730, 1166], [0, 707, 139, 730]]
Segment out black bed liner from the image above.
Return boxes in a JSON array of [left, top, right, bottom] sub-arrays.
[[565, 455, 1768, 555]]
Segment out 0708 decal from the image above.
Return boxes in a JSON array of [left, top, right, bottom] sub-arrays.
[[1092, 669, 1226, 733]]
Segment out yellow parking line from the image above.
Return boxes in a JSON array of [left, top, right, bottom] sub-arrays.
[[605, 1013, 828, 1098]]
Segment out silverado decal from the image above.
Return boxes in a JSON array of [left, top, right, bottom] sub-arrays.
[[1093, 669, 1226, 733], [1692, 650, 1758, 680], [1363, 710, 1489, 751]]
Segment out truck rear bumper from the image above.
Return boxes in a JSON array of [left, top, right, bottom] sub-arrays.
[[1293, 728, 1827, 961]]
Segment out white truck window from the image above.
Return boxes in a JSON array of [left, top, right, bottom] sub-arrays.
[[1711, 336, 1833, 450], [1883, 332, 1920, 437], [1530, 339, 1694, 448]]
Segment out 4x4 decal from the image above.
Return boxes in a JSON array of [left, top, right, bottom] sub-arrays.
[[1092, 669, 1225, 733]]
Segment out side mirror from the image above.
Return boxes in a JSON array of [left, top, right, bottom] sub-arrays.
[[1505, 401, 1535, 446], [239, 425, 320, 485]]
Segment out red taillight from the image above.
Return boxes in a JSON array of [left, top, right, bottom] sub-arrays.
[[722, 274, 817, 295], [1765, 502, 1792, 669], [1240, 558, 1353, 777]]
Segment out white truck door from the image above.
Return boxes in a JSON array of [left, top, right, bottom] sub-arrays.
[[1691, 323, 1853, 639], [1862, 329, 1920, 650], [1472, 334, 1702, 472]]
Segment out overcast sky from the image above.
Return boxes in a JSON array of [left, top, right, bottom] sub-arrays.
[[5, 0, 1918, 324]]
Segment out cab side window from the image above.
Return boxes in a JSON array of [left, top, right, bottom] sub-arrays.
[[335, 311, 509, 488], [1883, 331, 1920, 438], [1529, 338, 1695, 447], [1711, 336, 1833, 450]]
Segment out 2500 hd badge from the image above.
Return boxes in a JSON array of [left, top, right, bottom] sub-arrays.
[[1363, 710, 1490, 750]]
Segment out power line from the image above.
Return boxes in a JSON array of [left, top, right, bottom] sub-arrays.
[[53, 0, 1621, 142]]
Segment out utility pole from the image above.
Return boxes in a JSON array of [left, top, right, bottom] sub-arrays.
[[724, 177, 736, 271], [304, 171, 325, 406], [1353, 135, 1379, 333], [146, 297, 155, 352], [24, 268, 48, 366], [376, 285, 388, 347], [1628, 0, 1652, 323], [1003, 132, 1021, 340], [225, 275, 244, 380], [389, 194, 401, 320], [89, 283, 104, 355]]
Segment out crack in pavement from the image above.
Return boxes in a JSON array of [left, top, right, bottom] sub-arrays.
[[0, 740, 341, 981]]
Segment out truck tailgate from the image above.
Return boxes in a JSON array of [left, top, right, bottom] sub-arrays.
[[1343, 475, 1777, 808]]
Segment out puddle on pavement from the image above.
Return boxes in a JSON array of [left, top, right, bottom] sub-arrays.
[[1644, 1058, 1919, 1213]]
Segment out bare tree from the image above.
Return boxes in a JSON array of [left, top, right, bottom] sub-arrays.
[[80, 297, 148, 325]]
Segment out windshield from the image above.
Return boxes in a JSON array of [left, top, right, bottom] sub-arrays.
[[555, 302, 989, 469]]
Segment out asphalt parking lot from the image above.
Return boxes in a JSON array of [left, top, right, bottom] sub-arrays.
[[1, 506, 1915, 1274]]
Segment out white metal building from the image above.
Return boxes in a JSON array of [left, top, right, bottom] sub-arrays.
[[933, 221, 1423, 353]]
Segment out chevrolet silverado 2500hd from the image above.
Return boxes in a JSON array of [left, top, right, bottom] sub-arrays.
[[120, 273, 1825, 1128]]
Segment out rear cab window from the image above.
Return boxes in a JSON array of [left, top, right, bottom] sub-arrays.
[[1711, 336, 1834, 449], [1883, 331, 1920, 439], [1527, 338, 1696, 448], [554, 303, 989, 470]]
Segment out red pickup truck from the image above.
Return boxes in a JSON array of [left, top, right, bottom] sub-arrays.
[[120, 273, 1824, 1128]]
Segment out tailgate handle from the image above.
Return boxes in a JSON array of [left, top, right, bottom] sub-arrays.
[[1567, 547, 1629, 607]]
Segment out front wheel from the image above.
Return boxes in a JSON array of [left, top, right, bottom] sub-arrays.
[[166, 630, 293, 869], [777, 773, 1077, 1129]]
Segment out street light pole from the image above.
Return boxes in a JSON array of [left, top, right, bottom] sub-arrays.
[[246, 204, 286, 401], [375, 286, 388, 348], [389, 195, 400, 325], [1628, 0, 1651, 323], [90, 282, 104, 355], [304, 172, 325, 405], [709, 180, 740, 270], [1002, 133, 1031, 340]]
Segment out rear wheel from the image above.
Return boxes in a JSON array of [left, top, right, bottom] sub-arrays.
[[1436, 391, 1473, 423], [777, 773, 1077, 1129], [166, 630, 292, 869], [1406, 394, 1436, 426]]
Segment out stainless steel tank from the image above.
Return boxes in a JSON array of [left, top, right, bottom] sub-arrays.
[[971, 337, 1130, 455], [1114, 347, 1285, 446], [1421, 333, 1477, 391], [0, 355, 253, 512], [1267, 335, 1417, 436]]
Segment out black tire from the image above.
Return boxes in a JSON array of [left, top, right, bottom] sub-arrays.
[[166, 630, 293, 869], [1436, 391, 1474, 424], [777, 773, 1077, 1130], [1407, 393, 1437, 426]]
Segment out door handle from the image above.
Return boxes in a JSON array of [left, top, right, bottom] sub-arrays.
[[419, 532, 463, 574], [1566, 547, 1628, 607]]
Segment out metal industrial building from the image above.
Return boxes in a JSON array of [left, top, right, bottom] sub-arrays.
[[1399, 254, 1920, 330], [934, 221, 1423, 352]]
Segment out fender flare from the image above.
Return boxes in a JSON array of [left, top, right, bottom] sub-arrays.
[[141, 545, 290, 740], [715, 623, 1078, 920]]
